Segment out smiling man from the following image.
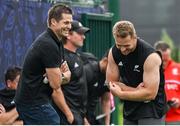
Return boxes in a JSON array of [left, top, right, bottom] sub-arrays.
[[15, 4, 73, 124], [106, 20, 167, 125]]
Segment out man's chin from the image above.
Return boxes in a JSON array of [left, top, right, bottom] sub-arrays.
[[122, 52, 129, 55], [122, 50, 133, 55], [62, 33, 69, 37], [77, 44, 83, 48], [61, 31, 69, 37]]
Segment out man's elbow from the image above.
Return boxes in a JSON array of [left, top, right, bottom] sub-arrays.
[[147, 94, 156, 100], [52, 87, 61, 99], [146, 90, 158, 100]]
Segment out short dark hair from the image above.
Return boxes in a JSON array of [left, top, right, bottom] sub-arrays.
[[154, 41, 170, 51], [5, 66, 21, 83], [47, 3, 73, 26]]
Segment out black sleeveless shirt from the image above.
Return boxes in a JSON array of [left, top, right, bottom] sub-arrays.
[[112, 38, 166, 120]]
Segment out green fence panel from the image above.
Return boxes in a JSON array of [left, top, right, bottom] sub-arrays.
[[81, 13, 113, 59]]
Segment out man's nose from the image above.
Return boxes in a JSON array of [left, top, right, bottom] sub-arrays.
[[120, 46, 126, 52], [67, 23, 71, 29], [82, 35, 85, 39]]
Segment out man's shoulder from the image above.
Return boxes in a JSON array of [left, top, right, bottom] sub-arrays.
[[64, 49, 78, 60], [137, 38, 155, 62], [0, 89, 15, 104], [0, 88, 8, 95], [171, 60, 180, 68], [35, 30, 54, 44], [138, 38, 154, 50], [79, 52, 98, 63], [33, 31, 58, 51], [145, 52, 161, 61]]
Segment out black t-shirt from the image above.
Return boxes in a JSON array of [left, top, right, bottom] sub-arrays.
[[80, 52, 109, 121], [0, 88, 16, 111], [15, 28, 64, 106], [112, 38, 166, 120], [53, 49, 87, 117]]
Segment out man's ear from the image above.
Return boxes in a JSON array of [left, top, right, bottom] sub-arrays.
[[51, 18, 57, 26]]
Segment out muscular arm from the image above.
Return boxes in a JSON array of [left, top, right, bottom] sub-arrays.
[[110, 53, 161, 101], [46, 68, 62, 89], [106, 49, 119, 82], [106, 49, 137, 91]]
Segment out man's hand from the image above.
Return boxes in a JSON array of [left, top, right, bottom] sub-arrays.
[[171, 97, 180, 108], [66, 112, 74, 124], [84, 117, 90, 125], [109, 82, 122, 97], [111, 81, 137, 91], [0, 104, 5, 114], [136, 82, 144, 89], [60, 61, 69, 73], [60, 61, 71, 85]]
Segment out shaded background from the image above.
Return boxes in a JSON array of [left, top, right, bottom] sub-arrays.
[[119, 0, 180, 46]]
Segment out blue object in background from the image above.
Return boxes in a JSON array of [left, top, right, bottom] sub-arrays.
[[0, 0, 50, 84], [0, 0, 104, 84], [0, 83, 5, 90]]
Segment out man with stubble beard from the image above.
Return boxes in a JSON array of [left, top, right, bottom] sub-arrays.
[[106, 21, 166, 125], [15, 4, 73, 125]]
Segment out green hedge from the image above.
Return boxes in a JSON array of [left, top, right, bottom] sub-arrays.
[[161, 29, 180, 63]]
